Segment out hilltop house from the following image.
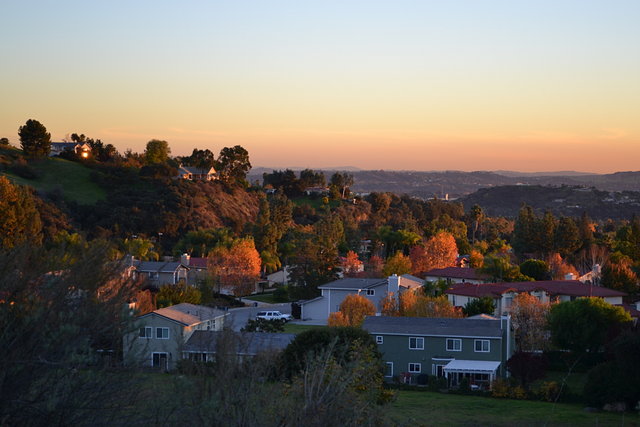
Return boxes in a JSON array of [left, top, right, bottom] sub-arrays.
[[49, 142, 92, 158], [363, 315, 514, 388], [445, 280, 627, 316], [298, 274, 423, 322], [176, 166, 216, 181], [123, 303, 228, 370], [424, 267, 487, 285]]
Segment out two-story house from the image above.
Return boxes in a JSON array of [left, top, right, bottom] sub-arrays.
[[123, 303, 228, 370], [363, 315, 514, 388], [298, 274, 423, 322], [132, 260, 189, 288]]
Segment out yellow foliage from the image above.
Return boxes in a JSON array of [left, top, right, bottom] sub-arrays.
[[329, 294, 376, 327]]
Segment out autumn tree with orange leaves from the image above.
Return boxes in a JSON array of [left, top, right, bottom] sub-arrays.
[[208, 238, 261, 296], [379, 290, 462, 318], [410, 231, 458, 276], [328, 294, 376, 327], [342, 250, 363, 277]]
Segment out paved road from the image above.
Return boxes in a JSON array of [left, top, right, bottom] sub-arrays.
[[226, 302, 293, 331]]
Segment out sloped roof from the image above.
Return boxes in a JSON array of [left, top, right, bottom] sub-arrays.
[[318, 277, 386, 290], [134, 261, 186, 273], [183, 331, 295, 354], [399, 274, 423, 288], [187, 257, 208, 269], [363, 316, 503, 338], [150, 303, 227, 326], [424, 267, 486, 281], [446, 280, 627, 298], [178, 166, 215, 175]]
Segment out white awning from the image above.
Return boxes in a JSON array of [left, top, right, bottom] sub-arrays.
[[443, 360, 501, 374]]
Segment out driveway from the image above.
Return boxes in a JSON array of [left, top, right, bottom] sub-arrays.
[[226, 302, 293, 331]]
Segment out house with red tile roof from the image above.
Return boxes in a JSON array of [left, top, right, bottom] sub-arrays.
[[446, 280, 626, 316]]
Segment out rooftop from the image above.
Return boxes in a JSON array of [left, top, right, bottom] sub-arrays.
[[183, 331, 295, 355], [363, 315, 503, 338], [446, 280, 627, 298], [424, 267, 486, 281], [150, 303, 227, 326]]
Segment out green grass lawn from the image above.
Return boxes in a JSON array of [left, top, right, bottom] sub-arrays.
[[291, 196, 341, 209], [388, 390, 638, 426], [243, 293, 281, 304], [3, 157, 105, 204]]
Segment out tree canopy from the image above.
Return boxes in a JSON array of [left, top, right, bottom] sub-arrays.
[[18, 119, 51, 157], [144, 139, 171, 164]]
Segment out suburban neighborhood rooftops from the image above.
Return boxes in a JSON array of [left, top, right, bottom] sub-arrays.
[[149, 303, 227, 326], [318, 278, 387, 290], [446, 280, 627, 298], [185, 257, 208, 269], [363, 316, 503, 338], [183, 331, 295, 355], [134, 261, 186, 273], [424, 267, 486, 281]]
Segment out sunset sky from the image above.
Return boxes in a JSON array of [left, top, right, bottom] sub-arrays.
[[1, 1, 638, 173]]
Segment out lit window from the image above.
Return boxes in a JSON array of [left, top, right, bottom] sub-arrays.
[[446, 338, 462, 351], [409, 337, 424, 350]]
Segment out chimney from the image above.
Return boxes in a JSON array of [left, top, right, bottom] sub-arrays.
[[181, 253, 191, 266], [564, 273, 576, 281], [387, 274, 400, 294]]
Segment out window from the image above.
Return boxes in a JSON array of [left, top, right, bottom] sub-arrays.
[[152, 352, 168, 369], [156, 327, 169, 339], [408, 363, 421, 373], [446, 338, 462, 351], [366, 289, 375, 296], [409, 337, 424, 350], [376, 336, 383, 344], [384, 362, 394, 377], [139, 327, 152, 339], [475, 339, 490, 352]]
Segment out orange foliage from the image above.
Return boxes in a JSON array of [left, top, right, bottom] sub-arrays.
[[547, 253, 579, 280], [382, 252, 412, 276], [367, 255, 385, 276], [208, 239, 261, 296], [385, 290, 462, 318], [329, 294, 376, 327], [342, 250, 363, 277], [379, 291, 399, 316], [410, 231, 458, 275], [469, 249, 484, 268], [510, 292, 551, 351]]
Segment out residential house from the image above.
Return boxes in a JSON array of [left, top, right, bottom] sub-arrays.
[[424, 267, 487, 285], [123, 303, 228, 370], [49, 142, 92, 158], [446, 280, 627, 316], [180, 254, 208, 285], [176, 166, 216, 181], [132, 260, 189, 288], [303, 186, 329, 196], [298, 274, 423, 322], [182, 331, 295, 362], [363, 315, 514, 388]]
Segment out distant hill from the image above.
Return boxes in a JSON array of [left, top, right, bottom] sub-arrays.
[[491, 170, 598, 177], [459, 185, 640, 219]]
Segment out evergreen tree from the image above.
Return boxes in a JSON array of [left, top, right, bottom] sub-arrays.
[[18, 119, 51, 157]]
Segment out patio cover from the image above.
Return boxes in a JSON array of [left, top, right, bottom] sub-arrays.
[[443, 360, 501, 375]]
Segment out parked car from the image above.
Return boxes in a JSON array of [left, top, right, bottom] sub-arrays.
[[256, 311, 292, 322]]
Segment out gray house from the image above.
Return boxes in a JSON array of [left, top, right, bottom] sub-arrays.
[[298, 274, 423, 323], [123, 303, 228, 370], [363, 315, 514, 388], [183, 331, 296, 362], [133, 260, 189, 288]]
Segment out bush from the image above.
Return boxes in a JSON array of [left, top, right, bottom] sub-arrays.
[[491, 378, 528, 399], [9, 160, 41, 180], [427, 375, 447, 391]]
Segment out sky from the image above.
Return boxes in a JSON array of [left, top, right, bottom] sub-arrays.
[[1, 1, 639, 173]]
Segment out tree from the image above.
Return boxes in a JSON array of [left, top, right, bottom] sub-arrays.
[[384, 291, 462, 318], [462, 297, 495, 317], [554, 217, 581, 257], [600, 251, 639, 295], [547, 297, 632, 354], [342, 250, 362, 277], [382, 251, 412, 276], [0, 176, 42, 248], [328, 294, 376, 327], [469, 249, 484, 268], [183, 148, 215, 169], [512, 204, 536, 255], [506, 352, 548, 388], [299, 168, 326, 189], [546, 252, 579, 280], [468, 204, 484, 243], [216, 145, 251, 186], [208, 239, 261, 296], [18, 119, 51, 157], [156, 281, 202, 307], [481, 254, 531, 282], [519, 259, 551, 281], [330, 172, 354, 199], [144, 139, 171, 164], [410, 231, 458, 275], [242, 317, 286, 332], [510, 293, 550, 351], [120, 237, 159, 261], [0, 137, 9, 146]]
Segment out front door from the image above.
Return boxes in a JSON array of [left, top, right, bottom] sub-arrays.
[[152, 352, 168, 370]]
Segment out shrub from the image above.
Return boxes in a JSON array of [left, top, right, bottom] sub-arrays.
[[273, 286, 289, 302]]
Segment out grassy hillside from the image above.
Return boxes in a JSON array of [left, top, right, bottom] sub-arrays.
[[0, 148, 105, 205]]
